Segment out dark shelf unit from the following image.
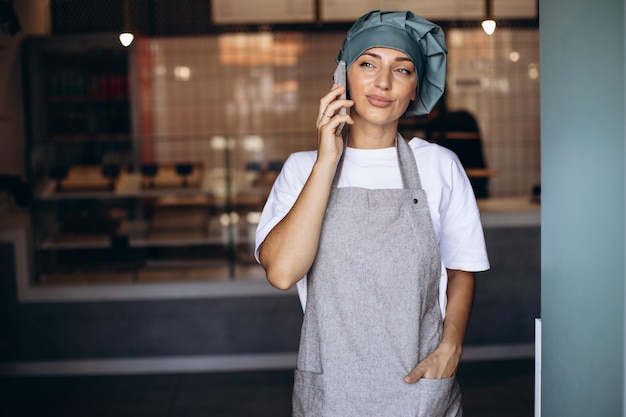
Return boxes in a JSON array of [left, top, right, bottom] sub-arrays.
[[22, 35, 265, 287]]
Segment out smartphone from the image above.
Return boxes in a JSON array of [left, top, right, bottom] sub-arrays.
[[333, 60, 347, 135]]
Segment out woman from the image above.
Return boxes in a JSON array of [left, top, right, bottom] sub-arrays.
[[255, 10, 489, 416]]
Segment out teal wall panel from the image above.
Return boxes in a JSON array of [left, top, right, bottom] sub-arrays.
[[540, 0, 625, 415]]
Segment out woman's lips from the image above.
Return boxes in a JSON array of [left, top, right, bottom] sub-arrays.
[[366, 94, 393, 108]]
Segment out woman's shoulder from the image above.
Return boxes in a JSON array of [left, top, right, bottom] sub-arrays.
[[286, 149, 317, 163], [406, 135, 471, 197], [276, 150, 317, 185], [408, 136, 462, 165], [283, 150, 317, 172]]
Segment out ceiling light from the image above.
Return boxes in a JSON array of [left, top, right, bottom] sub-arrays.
[[119, 0, 134, 47], [119, 32, 134, 47], [481, 19, 496, 35], [481, 0, 496, 35]]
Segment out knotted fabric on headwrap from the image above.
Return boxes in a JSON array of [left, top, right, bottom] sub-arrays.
[[336, 10, 447, 117]]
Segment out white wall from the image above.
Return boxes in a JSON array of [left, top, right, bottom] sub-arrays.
[[146, 28, 540, 198]]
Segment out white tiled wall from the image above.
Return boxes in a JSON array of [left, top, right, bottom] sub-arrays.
[[446, 29, 540, 198], [145, 28, 539, 198]]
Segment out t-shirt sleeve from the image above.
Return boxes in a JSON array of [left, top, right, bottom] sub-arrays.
[[254, 152, 313, 262], [437, 148, 491, 272]]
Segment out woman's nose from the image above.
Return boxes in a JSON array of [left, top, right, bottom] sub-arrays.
[[375, 70, 392, 90]]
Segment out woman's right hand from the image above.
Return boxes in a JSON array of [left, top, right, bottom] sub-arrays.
[[316, 84, 353, 165], [260, 85, 353, 290]]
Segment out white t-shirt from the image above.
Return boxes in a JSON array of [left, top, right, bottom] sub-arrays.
[[255, 137, 490, 316]]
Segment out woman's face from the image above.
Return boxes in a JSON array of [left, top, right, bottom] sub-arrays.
[[347, 47, 418, 127]]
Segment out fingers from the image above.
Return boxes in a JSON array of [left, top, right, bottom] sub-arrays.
[[404, 364, 427, 384], [404, 347, 460, 384], [318, 113, 353, 137], [317, 84, 352, 126], [315, 84, 353, 163]]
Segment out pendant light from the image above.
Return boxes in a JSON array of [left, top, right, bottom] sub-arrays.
[[481, 0, 496, 35], [119, 0, 134, 47]]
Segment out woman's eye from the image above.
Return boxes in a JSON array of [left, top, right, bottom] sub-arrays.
[[359, 61, 374, 68], [397, 68, 412, 75]]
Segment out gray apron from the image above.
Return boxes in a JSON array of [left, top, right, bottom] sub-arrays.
[[293, 135, 462, 417]]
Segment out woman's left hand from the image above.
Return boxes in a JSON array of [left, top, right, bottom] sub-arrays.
[[403, 342, 462, 383], [404, 269, 475, 384]]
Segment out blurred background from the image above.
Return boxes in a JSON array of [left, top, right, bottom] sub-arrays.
[[0, 1, 539, 416]]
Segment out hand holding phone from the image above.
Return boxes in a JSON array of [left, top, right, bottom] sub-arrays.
[[333, 60, 347, 136]]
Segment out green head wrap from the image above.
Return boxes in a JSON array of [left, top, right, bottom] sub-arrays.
[[337, 10, 447, 117]]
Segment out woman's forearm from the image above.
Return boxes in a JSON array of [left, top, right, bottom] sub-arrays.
[[441, 269, 476, 352]]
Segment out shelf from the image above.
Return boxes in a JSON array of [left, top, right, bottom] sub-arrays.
[[36, 217, 257, 250], [38, 235, 112, 250], [35, 170, 270, 206], [24, 35, 275, 287], [45, 134, 132, 142], [47, 95, 129, 103]]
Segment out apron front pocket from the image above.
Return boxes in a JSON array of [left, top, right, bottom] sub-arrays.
[[412, 376, 462, 417], [293, 369, 325, 417]]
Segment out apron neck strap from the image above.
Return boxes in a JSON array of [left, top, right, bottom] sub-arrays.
[[396, 133, 423, 190], [333, 132, 423, 190]]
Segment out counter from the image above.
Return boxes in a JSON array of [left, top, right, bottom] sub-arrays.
[[0, 197, 540, 374]]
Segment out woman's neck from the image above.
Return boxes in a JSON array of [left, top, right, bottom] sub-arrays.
[[346, 122, 399, 149]]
